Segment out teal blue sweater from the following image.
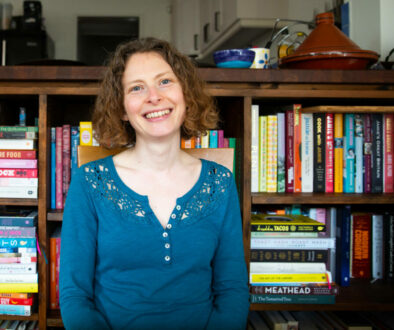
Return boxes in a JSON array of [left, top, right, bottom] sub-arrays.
[[59, 156, 250, 329]]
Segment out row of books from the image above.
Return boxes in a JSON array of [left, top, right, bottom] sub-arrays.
[[251, 104, 394, 193], [0, 319, 38, 330], [248, 310, 394, 330], [181, 130, 236, 149], [0, 126, 38, 199], [0, 208, 38, 317]]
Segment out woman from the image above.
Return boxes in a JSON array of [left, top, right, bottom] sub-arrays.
[[59, 37, 250, 329]]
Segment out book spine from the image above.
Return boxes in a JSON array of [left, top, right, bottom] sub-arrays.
[[351, 213, 371, 278], [313, 113, 325, 192], [293, 104, 302, 192], [0, 273, 37, 283], [258, 116, 267, 192], [63, 124, 71, 204], [0, 293, 31, 299], [384, 214, 394, 280], [80, 122, 93, 146], [371, 114, 383, 193], [301, 113, 313, 192], [56, 236, 61, 309], [195, 135, 202, 148], [0, 131, 37, 139], [251, 105, 259, 193], [0, 178, 38, 187], [0, 169, 38, 178], [56, 127, 63, 209], [354, 114, 364, 193], [363, 114, 372, 193], [266, 115, 278, 192], [209, 130, 218, 148], [327, 207, 337, 281], [344, 114, 355, 193], [277, 113, 285, 193], [251, 231, 318, 238], [250, 272, 330, 284], [70, 126, 80, 181], [201, 131, 209, 148], [0, 159, 37, 168], [334, 114, 343, 193], [217, 130, 224, 148], [0, 150, 36, 159], [325, 113, 334, 192], [0, 139, 35, 150], [228, 138, 237, 175], [0, 263, 36, 274], [0, 218, 35, 227], [0, 187, 37, 198], [51, 127, 56, 209], [251, 284, 338, 295], [250, 262, 326, 274], [250, 238, 335, 249], [0, 227, 36, 237], [0, 304, 31, 316], [0, 238, 36, 248], [0, 126, 38, 133], [336, 206, 351, 286], [50, 237, 57, 309], [285, 109, 294, 192], [0, 296, 33, 305], [384, 114, 394, 192], [249, 294, 335, 304], [250, 249, 328, 263], [371, 214, 384, 279]]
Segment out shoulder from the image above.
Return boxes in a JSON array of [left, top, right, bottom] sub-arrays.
[[203, 159, 233, 182], [74, 156, 113, 187]]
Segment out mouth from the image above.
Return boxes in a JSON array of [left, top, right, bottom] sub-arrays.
[[144, 109, 171, 119]]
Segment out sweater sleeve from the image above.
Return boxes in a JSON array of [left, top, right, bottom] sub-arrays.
[[206, 174, 250, 330], [59, 167, 111, 330]]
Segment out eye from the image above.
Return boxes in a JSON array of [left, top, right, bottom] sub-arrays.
[[160, 78, 171, 85], [130, 85, 142, 92]]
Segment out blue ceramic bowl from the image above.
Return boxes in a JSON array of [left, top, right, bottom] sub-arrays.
[[213, 49, 255, 68]]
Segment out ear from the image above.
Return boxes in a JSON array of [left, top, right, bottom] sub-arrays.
[[122, 113, 129, 121]]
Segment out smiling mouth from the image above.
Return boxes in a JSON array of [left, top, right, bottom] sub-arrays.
[[145, 109, 171, 119]]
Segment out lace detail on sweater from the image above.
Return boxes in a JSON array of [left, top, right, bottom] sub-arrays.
[[82, 159, 232, 225]]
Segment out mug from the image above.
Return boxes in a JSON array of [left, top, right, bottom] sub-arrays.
[[249, 48, 270, 69]]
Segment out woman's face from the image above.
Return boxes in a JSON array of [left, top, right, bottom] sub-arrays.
[[122, 51, 186, 142]]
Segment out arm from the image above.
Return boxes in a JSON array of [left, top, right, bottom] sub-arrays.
[[59, 168, 111, 330], [206, 176, 250, 330]]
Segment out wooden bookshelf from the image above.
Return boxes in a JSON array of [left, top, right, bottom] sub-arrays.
[[0, 67, 393, 328]]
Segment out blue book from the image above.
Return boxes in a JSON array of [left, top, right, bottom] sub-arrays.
[[0, 210, 37, 227], [209, 130, 218, 148], [250, 294, 335, 304], [354, 114, 364, 192], [51, 127, 56, 209], [71, 126, 80, 181], [344, 114, 355, 193], [0, 304, 31, 316], [335, 206, 351, 287], [0, 238, 36, 248]]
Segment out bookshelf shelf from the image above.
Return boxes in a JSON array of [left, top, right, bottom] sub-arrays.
[[47, 310, 63, 327], [0, 198, 38, 206], [47, 210, 63, 221], [0, 313, 39, 321]]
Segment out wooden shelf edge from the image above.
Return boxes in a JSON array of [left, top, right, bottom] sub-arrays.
[[47, 210, 63, 221], [0, 198, 38, 206], [0, 313, 39, 320]]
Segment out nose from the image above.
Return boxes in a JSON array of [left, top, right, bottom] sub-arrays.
[[147, 85, 162, 104]]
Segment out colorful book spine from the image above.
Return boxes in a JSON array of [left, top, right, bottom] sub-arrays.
[[209, 130, 218, 148], [0, 159, 37, 168], [0, 187, 37, 198], [0, 178, 38, 187], [0, 296, 33, 305], [0, 273, 37, 283], [334, 114, 343, 193], [301, 113, 313, 192], [228, 138, 237, 175], [0, 226, 36, 237], [251, 105, 259, 193], [363, 114, 372, 193], [0, 126, 38, 133], [56, 127, 63, 209], [250, 294, 335, 304], [372, 214, 384, 280], [63, 124, 71, 203], [251, 231, 318, 238], [51, 127, 56, 209], [70, 126, 80, 181], [250, 238, 335, 250], [250, 272, 331, 284], [266, 115, 278, 192], [351, 213, 371, 278], [258, 116, 267, 192], [250, 249, 328, 263], [325, 113, 334, 193], [0, 293, 31, 299], [371, 114, 383, 193], [0, 131, 37, 139], [201, 131, 209, 148], [251, 284, 338, 295], [79, 122, 93, 146], [0, 304, 31, 316], [0, 238, 36, 248], [0, 217, 36, 227], [313, 113, 325, 192], [344, 113, 355, 193], [0, 168, 38, 179], [336, 206, 351, 286], [285, 109, 294, 193], [181, 137, 195, 149], [195, 134, 202, 148], [293, 105, 302, 192], [384, 114, 393, 193], [0, 150, 36, 159], [0, 263, 36, 274], [217, 130, 224, 148], [250, 262, 326, 274], [0, 139, 35, 150], [277, 113, 285, 193], [354, 114, 364, 193]]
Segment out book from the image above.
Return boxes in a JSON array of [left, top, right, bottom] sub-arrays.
[[0, 263, 36, 274], [334, 114, 343, 193], [250, 283, 339, 295], [217, 130, 224, 148], [250, 105, 259, 193], [201, 131, 209, 148], [251, 214, 326, 233], [277, 112, 285, 193], [228, 138, 237, 175], [383, 113, 393, 193], [0, 304, 32, 316], [0, 150, 36, 159], [301, 113, 313, 192], [0, 238, 36, 248], [313, 113, 325, 192], [250, 262, 326, 274], [0, 273, 37, 283], [80, 121, 93, 146], [351, 213, 371, 279], [266, 115, 278, 192], [326, 207, 337, 281], [336, 206, 351, 286], [70, 126, 80, 181], [50, 226, 61, 310], [344, 113, 355, 193], [0, 296, 33, 305], [0, 210, 37, 227], [258, 115, 267, 192], [0, 293, 31, 299], [325, 113, 334, 193], [0, 159, 37, 168], [0, 131, 37, 139], [250, 294, 335, 304], [0, 168, 37, 178], [371, 214, 383, 280], [0, 139, 35, 150], [371, 114, 383, 193], [56, 127, 63, 209], [209, 130, 218, 148], [384, 213, 394, 280], [63, 124, 71, 204], [250, 249, 328, 263], [251, 238, 335, 250], [0, 187, 37, 198], [181, 137, 195, 149], [0, 178, 38, 187], [293, 104, 302, 192], [251, 231, 318, 238], [0, 283, 38, 293], [354, 114, 364, 193], [285, 108, 294, 193], [0, 126, 38, 133], [363, 114, 372, 193], [51, 127, 56, 209], [0, 226, 36, 237]]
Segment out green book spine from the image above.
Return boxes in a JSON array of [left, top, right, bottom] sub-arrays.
[[0, 126, 38, 133]]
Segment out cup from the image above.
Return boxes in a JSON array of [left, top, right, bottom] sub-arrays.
[[249, 48, 270, 69], [2, 3, 13, 30]]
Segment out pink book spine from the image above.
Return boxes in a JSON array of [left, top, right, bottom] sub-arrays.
[[0, 169, 38, 178], [0, 257, 20, 264], [56, 127, 63, 209], [0, 159, 37, 168], [62, 125, 71, 204], [363, 114, 372, 193], [316, 208, 327, 237], [285, 109, 294, 192], [218, 130, 224, 148], [55, 237, 61, 308], [384, 114, 393, 193], [223, 138, 229, 148], [325, 113, 334, 193]]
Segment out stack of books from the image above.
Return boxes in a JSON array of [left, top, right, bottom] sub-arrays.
[[0, 208, 38, 316], [249, 213, 338, 304], [0, 320, 38, 329], [0, 126, 38, 199]]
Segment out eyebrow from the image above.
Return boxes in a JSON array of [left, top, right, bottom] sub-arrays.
[[124, 70, 174, 86]]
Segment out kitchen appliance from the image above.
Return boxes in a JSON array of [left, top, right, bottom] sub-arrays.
[[22, 1, 42, 31]]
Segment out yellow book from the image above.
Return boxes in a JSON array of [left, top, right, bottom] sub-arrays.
[[250, 272, 330, 284], [0, 283, 38, 293], [201, 131, 209, 148], [334, 114, 343, 193], [259, 116, 267, 192], [251, 213, 326, 232], [266, 115, 278, 192], [80, 121, 93, 146]]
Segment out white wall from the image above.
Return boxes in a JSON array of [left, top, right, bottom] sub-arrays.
[[380, 0, 394, 60], [3, 0, 172, 61]]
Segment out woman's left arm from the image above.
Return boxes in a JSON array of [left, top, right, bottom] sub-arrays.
[[206, 175, 250, 330]]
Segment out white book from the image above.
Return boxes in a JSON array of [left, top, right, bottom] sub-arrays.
[[249, 262, 326, 274], [372, 214, 384, 279], [0, 139, 35, 150], [301, 113, 314, 192], [201, 131, 209, 148], [355, 114, 364, 192], [0, 263, 37, 274], [0, 273, 37, 283], [251, 105, 259, 193], [251, 231, 318, 238], [0, 178, 38, 187], [251, 237, 336, 249], [0, 186, 37, 198]]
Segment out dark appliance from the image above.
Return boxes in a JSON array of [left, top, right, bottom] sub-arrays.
[[22, 1, 42, 31]]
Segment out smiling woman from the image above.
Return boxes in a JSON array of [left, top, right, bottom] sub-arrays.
[[59, 37, 250, 330]]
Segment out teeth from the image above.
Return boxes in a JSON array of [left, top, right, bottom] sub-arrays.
[[145, 109, 170, 119]]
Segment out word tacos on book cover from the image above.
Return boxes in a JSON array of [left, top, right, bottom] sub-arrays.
[[251, 214, 326, 232]]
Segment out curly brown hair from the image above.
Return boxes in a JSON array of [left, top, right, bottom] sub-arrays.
[[92, 37, 218, 148]]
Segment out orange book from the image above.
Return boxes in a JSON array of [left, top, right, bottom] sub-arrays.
[[49, 236, 57, 309], [293, 104, 302, 192], [181, 137, 195, 149], [334, 113, 343, 193], [0, 293, 31, 299]]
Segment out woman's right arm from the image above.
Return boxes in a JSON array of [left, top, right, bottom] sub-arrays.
[[59, 168, 111, 330]]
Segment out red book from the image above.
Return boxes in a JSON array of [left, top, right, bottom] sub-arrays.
[[0, 150, 37, 159], [384, 113, 393, 193], [363, 114, 372, 193], [325, 113, 334, 193], [285, 109, 294, 192], [0, 169, 37, 178], [56, 127, 63, 209], [293, 104, 302, 193], [62, 124, 71, 203], [351, 213, 372, 279], [0, 296, 34, 305]]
